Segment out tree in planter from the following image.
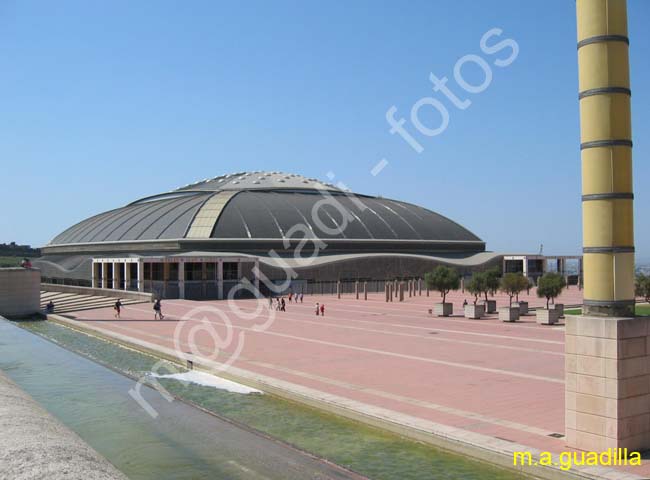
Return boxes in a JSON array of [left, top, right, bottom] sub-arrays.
[[514, 276, 529, 302], [635, 273, 650, 303], [465, 273, 485, 305], [424, 266, 460, 304], [500, 273, 528, 308], [483, 268, 501, 303], [536, 272, 567, 309]]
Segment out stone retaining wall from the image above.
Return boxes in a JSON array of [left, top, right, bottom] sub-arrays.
[[0, 268, 40, 318]]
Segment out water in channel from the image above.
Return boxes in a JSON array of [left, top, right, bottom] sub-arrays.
[[0, 319, 524, 480]]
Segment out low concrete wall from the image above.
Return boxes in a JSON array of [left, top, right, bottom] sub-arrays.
[[41, 283, 152, 302], [0, 268, 40, 318], [0, 369, 126, 479]]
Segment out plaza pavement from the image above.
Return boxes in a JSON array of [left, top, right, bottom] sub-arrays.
[[56, 286, 649, 479]]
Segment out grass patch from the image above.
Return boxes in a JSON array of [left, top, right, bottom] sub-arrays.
[[636, 304, 650, 316], [563, 304, 650, 316]]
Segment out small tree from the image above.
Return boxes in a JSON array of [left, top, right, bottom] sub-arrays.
[[425, 266, 460, 304], [500, 273, 528, 307], [484, 267, 501, 302], [537, 272, 567, 309], [514, 275, 529, 302], [465, 273, 485, 305], [526, 278, 534, 296], [635, 273, 650, 303]]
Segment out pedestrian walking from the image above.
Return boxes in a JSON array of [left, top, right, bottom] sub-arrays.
[[300, 293, 304, 303], [114, 299, 123, 319], [153, 299, 164, 320], [320, 303, 325, 317], [281, 297, 286, 312], [315, 302, 320, 316]]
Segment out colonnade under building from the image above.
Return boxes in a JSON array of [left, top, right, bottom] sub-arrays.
[[91, 254, 260, 300]]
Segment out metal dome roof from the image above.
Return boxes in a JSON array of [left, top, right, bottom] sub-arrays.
[[47, 172, 483, 249], [173, 171, 342, 193]]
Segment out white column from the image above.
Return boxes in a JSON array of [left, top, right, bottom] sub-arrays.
[[102, 262, 109, 289], [178, 261, 185, 299], [113, 261, 121, 290], [123, 262, 129, 290], [217, 260, 224, 300], [522, 258, 528, 278], [92, 261, 98, 288], [137, 260, 144, 292]]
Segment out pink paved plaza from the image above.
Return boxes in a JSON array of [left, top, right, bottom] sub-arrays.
[[61, 286, 649, 477]]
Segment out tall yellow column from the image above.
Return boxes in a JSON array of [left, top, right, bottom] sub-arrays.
[[577, 0, 635, 317]]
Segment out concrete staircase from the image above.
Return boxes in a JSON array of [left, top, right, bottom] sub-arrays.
[[40, 291, 146, 314]]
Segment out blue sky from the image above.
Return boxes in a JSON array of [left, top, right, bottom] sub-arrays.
[[1, 0, 648, 259]]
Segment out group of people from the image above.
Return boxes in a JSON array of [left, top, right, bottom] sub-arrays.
[[269, 292, 304, 312], [46, 297, 164, 320], [268, 294, 326, 316], [288, 292, 303, 303], [271, 297, 287, 311], [49, 290, 330, 321], [113, 298, 164, 320]]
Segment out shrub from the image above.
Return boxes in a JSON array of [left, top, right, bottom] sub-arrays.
[[483, 267, 501, 301], [537, 272, 567, 309], [500, 273, 528, 307], [465, 273, 485, 305], [635, 273, 650, 303], [424, 266, 460, 304]]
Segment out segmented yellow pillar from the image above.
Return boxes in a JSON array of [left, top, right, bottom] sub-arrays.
[[577, 0, 635, 317]]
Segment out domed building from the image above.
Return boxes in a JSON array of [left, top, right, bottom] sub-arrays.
[[37, 172, 500, 299]]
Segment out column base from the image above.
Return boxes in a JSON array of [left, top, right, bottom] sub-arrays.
[[566, 315, 650, 452]]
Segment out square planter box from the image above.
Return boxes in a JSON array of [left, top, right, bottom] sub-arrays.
[[536, 308, 561, 325], [550, 303, 564, 318], [513, 301, 529, 316], [480, 299, 497, 313], [499, 306, 520, 322], [434, 302, 453, 317], [464, 303, 485, 319]]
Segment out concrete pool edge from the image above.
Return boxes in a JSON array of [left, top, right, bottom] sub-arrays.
[[46, 314, 645, 480], [0, 364, 126, 479]]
